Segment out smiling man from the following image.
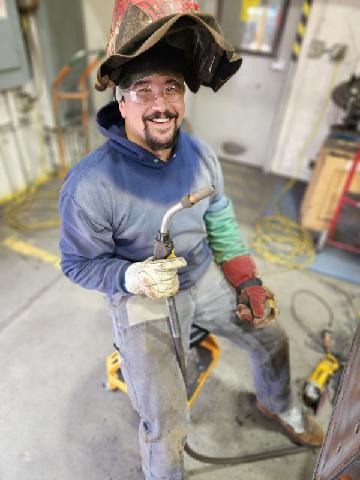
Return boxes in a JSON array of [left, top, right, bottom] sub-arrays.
[[59, 2, 323, 479], [117, 73, 185, 157]]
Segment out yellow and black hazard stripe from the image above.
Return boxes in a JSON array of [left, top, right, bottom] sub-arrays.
[[291, 0, 313, 61]]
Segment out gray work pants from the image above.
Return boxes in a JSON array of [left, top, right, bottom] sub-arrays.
[[106, 261, 292, 480]]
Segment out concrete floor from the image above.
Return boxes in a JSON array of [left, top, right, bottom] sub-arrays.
[[0, 160, 359, 480]]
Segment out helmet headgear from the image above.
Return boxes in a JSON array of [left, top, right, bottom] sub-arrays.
[[96, 0, 242, 93]]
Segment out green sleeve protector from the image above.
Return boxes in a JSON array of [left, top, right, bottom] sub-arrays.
[[204, 198, 249, 264]]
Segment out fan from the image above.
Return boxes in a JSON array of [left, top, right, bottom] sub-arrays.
[[332, 75, 360, 132]]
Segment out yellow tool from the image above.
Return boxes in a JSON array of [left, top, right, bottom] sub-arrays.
[[303, 330, 341, 412]]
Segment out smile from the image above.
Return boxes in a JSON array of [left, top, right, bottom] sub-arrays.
[[148, 118, 174, 124]]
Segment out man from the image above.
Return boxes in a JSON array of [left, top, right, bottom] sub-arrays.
[[59, 2, 323, 479]]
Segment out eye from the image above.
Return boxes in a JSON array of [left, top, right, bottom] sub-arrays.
[[164, 84, 182, 95], [136, 87, 153, 96]]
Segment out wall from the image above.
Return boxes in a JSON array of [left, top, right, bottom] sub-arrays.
[[185, 0, 303, 168], [184, 0, 360, 180], [270, 0, 360, 180], [37, 0, 88, 122], [0, 90, 56, 200], [0, 0, 51, 200], [80, 0, 113, 115], [0, 0, 29, 91], [0, 0, 90, 201]]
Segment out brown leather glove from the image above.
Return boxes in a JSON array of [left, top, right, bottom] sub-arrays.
[[222, 255, 278, 328]]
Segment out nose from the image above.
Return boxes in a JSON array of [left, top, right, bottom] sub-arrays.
[[150, 91, 168, 110]]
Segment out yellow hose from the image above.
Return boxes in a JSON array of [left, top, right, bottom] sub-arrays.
[[2, 178, 60, 232]]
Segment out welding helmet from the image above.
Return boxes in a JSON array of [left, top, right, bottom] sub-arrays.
[[95, 0, 242, 93]]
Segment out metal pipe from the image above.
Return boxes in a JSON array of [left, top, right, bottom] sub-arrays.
[[5, 91, 31, 185], [166, 297, 187, 382], [160, 203, 184, 233], [160, 185, 215, 233], [157, 185, 215, 384], [0, 139, 17, 193], [26, 14, 47, 100]]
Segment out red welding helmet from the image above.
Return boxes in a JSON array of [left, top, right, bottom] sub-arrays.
[[95, 0, 242, 93]]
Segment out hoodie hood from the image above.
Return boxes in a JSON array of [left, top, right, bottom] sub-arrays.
[[96, 100, 180, 168]]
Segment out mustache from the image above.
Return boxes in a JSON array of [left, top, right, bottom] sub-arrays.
[[143, 111, 179, 122]]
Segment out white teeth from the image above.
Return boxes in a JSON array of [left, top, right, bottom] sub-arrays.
[[152, 118, 170, 123]]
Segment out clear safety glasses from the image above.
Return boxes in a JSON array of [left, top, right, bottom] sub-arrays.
[[123, 81, 185, 105]]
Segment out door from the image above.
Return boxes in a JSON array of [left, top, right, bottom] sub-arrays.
[[187, 0, 302, 168]]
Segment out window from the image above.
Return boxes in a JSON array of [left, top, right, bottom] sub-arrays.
[[217, 0, 290, 56]]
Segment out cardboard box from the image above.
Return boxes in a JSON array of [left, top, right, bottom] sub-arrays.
[[301, 140, 360, 232]]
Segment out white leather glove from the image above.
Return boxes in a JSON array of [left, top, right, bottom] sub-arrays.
[[124, 256, 187, 299]]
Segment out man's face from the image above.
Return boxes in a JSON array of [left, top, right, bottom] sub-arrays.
[[119, 75, 185, 155]]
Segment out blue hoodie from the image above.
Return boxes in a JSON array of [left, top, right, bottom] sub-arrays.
[[59, 101, 227, 302]]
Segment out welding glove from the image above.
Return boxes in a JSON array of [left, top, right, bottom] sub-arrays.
[[204, 198, 277, 328], [124, 256, 187, 299], [222, 255, 277, 328]]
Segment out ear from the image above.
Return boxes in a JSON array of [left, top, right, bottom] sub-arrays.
[[119, 98, 126, 118]]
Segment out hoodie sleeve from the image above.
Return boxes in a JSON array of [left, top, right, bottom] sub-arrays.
[[59, 193, 130, 296], [204, 197, 249, 263], [203, 148, 249, 263]]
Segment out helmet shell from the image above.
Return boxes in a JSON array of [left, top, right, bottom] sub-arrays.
[[96, 0, 242, 93]]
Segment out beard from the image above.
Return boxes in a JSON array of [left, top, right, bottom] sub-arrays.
[[143, 110, 179, 151]]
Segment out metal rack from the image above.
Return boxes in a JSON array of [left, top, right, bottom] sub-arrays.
[[326, 148, 360, 254], [318, 148, 360, 254], [52, 49, 104, 178]]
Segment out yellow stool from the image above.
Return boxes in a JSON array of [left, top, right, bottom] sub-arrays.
[[105, 326, 220, 408]]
